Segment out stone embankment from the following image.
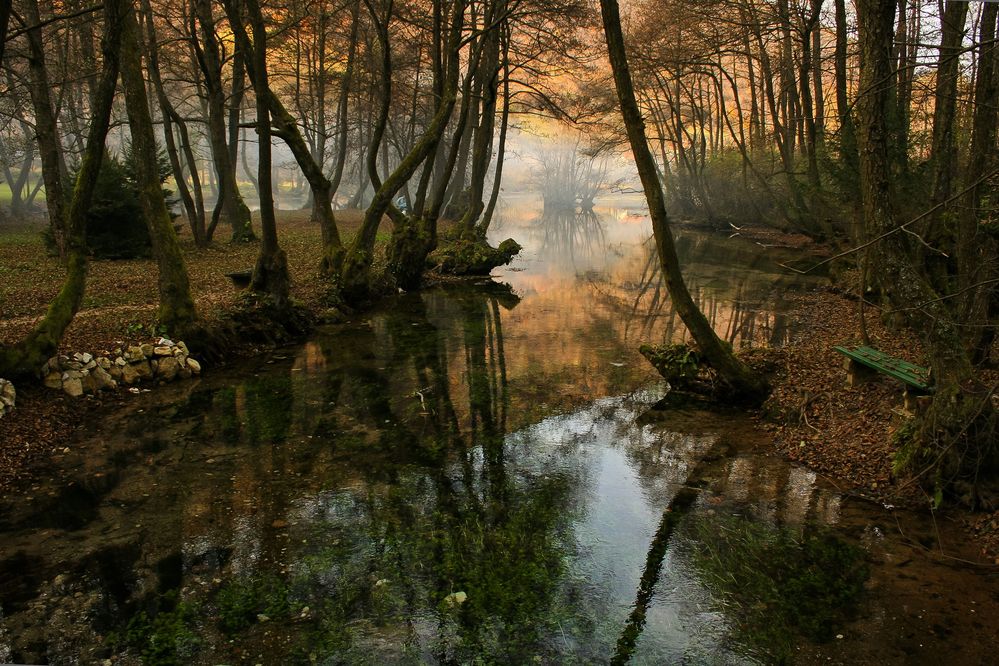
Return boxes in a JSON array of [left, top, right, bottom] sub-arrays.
[[40, 338, 202, 397]]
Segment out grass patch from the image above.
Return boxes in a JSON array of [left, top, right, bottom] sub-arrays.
[[216, 574, 292, 632]]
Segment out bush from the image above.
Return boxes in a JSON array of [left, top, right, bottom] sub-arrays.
[[43, 146, 175, 259]]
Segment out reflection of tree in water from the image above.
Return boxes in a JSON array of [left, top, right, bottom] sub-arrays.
[[5, 285, 592, 664], [534, 206, 607, 270], [587, 234, 794, 348], [282, 285, 589, 663]]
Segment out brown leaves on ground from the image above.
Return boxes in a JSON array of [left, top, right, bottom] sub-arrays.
[[760, 286, 927, 506], [0, 209, 382, 352], [759, 280, 999, 562], [0, 386, 78, 496]]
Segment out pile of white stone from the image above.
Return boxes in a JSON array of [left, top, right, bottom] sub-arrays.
[[42, 338, 202, 397], [0, 378, 14, 418]]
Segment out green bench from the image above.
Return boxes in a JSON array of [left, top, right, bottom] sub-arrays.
[[833, 345, 933, 411]]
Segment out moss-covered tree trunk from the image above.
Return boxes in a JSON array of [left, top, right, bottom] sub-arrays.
[[0, 0, 126, 378], [120, 5, 198, 333], [599, 0, 769, 402], [342, 0, 465, 300], [224, 0, 290, 306], [23, 0, 70, 259]]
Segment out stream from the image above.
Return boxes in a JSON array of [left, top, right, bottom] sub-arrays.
[[1, 194, 997, 664]]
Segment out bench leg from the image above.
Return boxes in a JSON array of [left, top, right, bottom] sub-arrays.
[[904, 388, 932, 415], [844, 358, 877, 388]]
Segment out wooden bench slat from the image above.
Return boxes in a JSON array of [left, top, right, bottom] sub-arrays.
[[833, 345, 933, 391]]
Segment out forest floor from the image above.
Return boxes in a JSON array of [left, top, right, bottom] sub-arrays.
[[2, 215, 998, 562]]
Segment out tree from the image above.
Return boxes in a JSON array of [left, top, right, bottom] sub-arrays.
[[855, 0, 997, 504], [191, 0, 255, 243], [120, 0, 198, 332], [599, 0, 768, 401], [223, 0, 290, 305], [0, 0, 126, 377]]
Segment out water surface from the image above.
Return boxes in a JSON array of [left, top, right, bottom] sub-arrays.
[[1, 196, 996, 665]]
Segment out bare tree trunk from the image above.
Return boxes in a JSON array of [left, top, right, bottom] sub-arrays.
[[479, 28, 511, 236], [961, 3, 999, 361], [223, 0, 290, 305], [599, 0, 768, 401], [460, 1, 504, 233], [834, 0, 859, 213], [928, 1, 970, 219], [191, 0, 255, 242], [141, 0, 207, 246]]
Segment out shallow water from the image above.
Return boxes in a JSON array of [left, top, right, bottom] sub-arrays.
[[1, 196, 997, 665]]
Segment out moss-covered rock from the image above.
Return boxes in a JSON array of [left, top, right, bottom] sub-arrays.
[[428, 237, 522, 276]]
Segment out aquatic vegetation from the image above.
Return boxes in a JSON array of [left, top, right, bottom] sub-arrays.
[[109, 594, 201, 666], [216, 574, 292, 632], [684, 515, 869, 663]]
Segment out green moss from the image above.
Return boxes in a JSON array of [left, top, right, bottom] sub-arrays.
[[891, 418, 920, 477], [428, 237, 522, 276], [639, 343, 702, 387]]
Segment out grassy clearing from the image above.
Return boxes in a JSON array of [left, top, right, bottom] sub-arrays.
[[0, 208, 388, 354]]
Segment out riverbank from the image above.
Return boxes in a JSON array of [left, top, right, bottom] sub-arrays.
[[3, 216, 998, 563], [757, 279, 999, 563], [0, 209, 386, 493]]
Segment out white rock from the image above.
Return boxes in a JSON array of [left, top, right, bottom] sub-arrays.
[[63, 377, 84, 398], [187, 358, 201, 374]]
